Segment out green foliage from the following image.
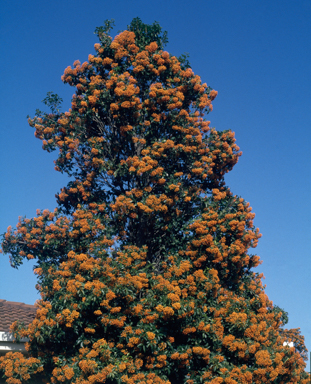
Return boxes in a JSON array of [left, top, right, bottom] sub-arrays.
[[127, 17, 168, 49], [272, 305, 289, 326], [42, 92, 63, 114]]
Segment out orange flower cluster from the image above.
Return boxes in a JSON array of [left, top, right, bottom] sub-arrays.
[[0, 352, 43, 383]]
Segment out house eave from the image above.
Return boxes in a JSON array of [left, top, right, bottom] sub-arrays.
[[0, 331, 29, 355]]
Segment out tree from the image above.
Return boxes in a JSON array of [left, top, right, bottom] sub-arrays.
[[0, 18, 308, 384]]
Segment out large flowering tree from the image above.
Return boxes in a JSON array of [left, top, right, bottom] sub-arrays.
[[0, 18, 308, 384]]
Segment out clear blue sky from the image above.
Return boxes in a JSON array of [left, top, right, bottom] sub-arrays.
[[1, 0, 310, 369]]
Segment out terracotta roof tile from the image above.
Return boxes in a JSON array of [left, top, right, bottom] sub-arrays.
[[0, 299, 37, 332]]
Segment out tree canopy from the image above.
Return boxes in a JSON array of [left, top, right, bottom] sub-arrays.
[[0, 18, 308, 384]]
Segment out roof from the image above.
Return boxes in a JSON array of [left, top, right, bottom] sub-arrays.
[[0, 299, 37, 332]]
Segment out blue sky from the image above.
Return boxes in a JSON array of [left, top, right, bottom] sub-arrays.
[[1, 0, 310, 369]]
